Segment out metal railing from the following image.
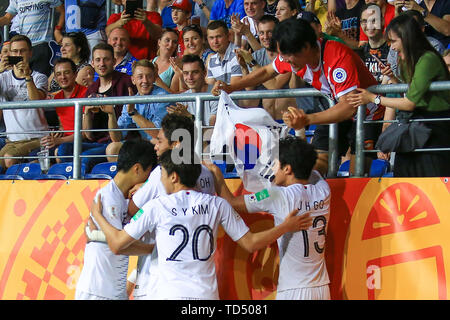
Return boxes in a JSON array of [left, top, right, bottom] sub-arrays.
[[1, 81, 448, 179], [355, 80, 450, 177], [0, 88, 335, 179]]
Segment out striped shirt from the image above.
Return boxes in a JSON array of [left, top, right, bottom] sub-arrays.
[[7, 0, 62, 45], [207, 42, 243, 84]]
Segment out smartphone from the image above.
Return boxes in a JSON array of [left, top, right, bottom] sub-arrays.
[[125, 0, 143, 18], [370, 53, 385, 68], [7, 56, 23, 65]]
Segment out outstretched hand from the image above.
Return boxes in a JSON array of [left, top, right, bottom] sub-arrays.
[[211, 80, 232, 96], [282, 107, 309, 130]]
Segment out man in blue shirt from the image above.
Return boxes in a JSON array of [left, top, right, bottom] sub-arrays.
[[93, 27, 137, 81], [106, 59, 170, 161]]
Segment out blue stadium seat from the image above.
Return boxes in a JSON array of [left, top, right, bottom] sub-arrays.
[[382, 172, 394, 177], [85, 162, 117, 180], [337, 160, 350, 177], [0, 174, 24, 180], [369, 159, 390, 177], [36, 163, 86, 180], [305, 124, 316, 143], [4, 163, 42, 180]]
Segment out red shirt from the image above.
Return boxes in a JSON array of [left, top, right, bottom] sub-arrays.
[[272, 39, 384, 120], [177, 29, 185, 58], [54, 84, 88, 136], [359, 3, 395, 42], [107, 11, 163, 60]]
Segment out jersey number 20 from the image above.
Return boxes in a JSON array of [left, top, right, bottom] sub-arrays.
[[166, 224, 214, 261]]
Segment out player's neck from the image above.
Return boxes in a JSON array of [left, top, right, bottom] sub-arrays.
[[171, 183, 194, 194], [113, 172, 136, 198], [284, 176, 309, 187]]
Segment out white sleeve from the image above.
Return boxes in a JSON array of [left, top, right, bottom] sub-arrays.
[[124, 203, 157, 240], [243, 186, 284, 215], [32, 72, 48, 93], [132, 167, 162, 208], [219, 200, 250, 242]]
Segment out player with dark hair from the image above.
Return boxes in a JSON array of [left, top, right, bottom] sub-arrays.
[[205, 136, 331, 300], [89, 148, 312, 299], [75, 140, 158, 300], [213, 17, 385, 175]]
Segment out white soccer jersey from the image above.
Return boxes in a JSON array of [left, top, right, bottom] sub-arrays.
[[124, 190, 249, 300], [75, 180, 130, 300], [244, 170, 331, 292], [131, 164, 216, 299]]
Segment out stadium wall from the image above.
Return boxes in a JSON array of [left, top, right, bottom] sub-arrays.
[[0, 178, 448, 300]]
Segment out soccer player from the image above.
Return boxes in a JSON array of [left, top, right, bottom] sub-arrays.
[[204, 136, 331, 300], [126, 113, 215, 299], [75, 140, 157, 300], [90, 148, 312, 300]]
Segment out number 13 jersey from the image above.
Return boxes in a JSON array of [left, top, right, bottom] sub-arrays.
[[124, 190, 250, 300], [244, 170, 331, 292]]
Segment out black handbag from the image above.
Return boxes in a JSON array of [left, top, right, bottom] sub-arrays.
[[376, 114, 432, 153]]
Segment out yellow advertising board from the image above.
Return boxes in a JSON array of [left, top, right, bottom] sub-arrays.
[[0, 178, 449, 300]]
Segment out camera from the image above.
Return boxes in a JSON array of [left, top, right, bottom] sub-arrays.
[[7, 56, 23, 65]]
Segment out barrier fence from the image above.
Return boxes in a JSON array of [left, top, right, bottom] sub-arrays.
[[1, 81, 449, 179]]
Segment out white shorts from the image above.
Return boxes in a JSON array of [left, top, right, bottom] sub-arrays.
[[75, 290, 113, 300], [276, 285, 331, 300]]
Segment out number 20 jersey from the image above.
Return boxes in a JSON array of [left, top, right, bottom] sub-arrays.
[[244, 171, 331, 291], [124, 190, 250, 300]]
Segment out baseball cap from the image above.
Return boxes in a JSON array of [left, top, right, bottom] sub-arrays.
[[297, 11, 321, 25], [170, 0, 192, 13]]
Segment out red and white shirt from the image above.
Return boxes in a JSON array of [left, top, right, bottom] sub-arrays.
[[272, 39, 385, 121]]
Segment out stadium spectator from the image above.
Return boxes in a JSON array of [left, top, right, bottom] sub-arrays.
[[0, 35, 48, 169], [105, 59, 170, 161], [57, 43, 136, 171], [444, 49, 450, 72], [161, 0, 195, 29], [48, 32, 92, 93], [40, 58, 88, 163], [168, 54, 218, 125], [205, 136, 329, 300], [0, 0, 65, 76], [265, 0, 279, 16], [89, 147, 311, 300], [170, 0, 194, 57], [325, 0, 365, 48], [348, 14, 450, 177], [152, 28, 182, 92], [398, 0, 449, 49], [107, 0, 163, 60], [387, 9, 445, 79], [233, 0, 267, 50], [76, 139, 157, 300], [181, 24, 214, 62], [213, 18, 385, 175], [0, 42, 11, 73], [275, 0, 301, 21], [210, 0, 246, 28], [63, 0, 107, 57], [92, 27, 138, 80], [360, 4, 390, 83], [206, 20, 243, 86], [359, 0, 396, 43], [78, 64, 95, 87]]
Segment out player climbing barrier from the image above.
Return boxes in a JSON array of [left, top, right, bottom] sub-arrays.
[[0, 177, 448, 299]]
